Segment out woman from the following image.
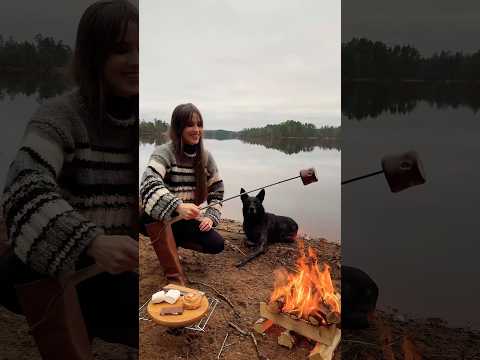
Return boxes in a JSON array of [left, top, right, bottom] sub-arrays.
[[140, 103, 225, 256], [0, 0, 139, 354]]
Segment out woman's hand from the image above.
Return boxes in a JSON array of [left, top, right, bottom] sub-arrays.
[[198, 217, 213, 232], [176, 203, 200, 220], [86, 235, 138, 274]]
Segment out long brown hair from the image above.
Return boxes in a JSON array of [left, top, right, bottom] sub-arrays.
[[169, 103, 207, 205], [71, 0, 138, 122]]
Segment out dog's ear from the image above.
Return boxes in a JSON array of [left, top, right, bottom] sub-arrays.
[[256, 188, 265, 202], [240, 188, 248, 202]]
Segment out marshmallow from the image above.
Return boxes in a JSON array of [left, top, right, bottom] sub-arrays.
[[164, 289, 181, 304], [151, 290, 167, 304]]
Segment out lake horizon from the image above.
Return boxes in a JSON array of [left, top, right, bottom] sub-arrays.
[[140, 139, 341, 243]]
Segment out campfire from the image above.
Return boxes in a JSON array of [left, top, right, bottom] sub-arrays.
[[254, 241, 341, 359]]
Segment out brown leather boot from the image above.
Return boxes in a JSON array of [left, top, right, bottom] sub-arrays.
[[15, 277, 93, 360], [145, 221, 187, 285]]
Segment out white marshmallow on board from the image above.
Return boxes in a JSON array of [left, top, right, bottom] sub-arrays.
[[151, 290, 167, 304], [164, 289, 181, 304]]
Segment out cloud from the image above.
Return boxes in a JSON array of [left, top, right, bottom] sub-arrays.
[[140, 0, 340, 129]]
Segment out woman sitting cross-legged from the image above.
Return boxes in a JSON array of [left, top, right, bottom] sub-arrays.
[[140, 103, 225, 280]]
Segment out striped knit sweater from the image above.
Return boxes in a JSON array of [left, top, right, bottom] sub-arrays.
[[1, 90, 137, 276], [140, 142, 224, 226]]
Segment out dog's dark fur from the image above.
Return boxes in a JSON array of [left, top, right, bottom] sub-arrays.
[[236, 188, 298, 267], [342, 265, 379, 329]]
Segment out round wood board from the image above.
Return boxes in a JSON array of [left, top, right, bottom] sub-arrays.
[[147, 295, 209, 328]]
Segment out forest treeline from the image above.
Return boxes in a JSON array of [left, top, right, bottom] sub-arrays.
[[0, 34, 72, 71], [238, 120, 339, 139], [140, 119, 340, 141], [343, 38, 480, 81]]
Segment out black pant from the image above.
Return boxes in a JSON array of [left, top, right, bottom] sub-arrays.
[[0, 251, 138, 349], [171, 219, 224, 254]]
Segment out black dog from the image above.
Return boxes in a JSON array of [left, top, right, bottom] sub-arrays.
[[236, 188, 298, 267], [342, 265, 379, 329]]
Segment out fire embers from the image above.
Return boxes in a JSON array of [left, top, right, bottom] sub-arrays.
[[268, 241, 340, 326]]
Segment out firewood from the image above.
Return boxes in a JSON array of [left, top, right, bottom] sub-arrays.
[[278, 330, 295, 349], [325, 311, 341, 325], [253, 318, 274, 334], [308, 328, 341, 360], [290, 313, 300, 321], [259, 302, 336, 345], [317, 303, 332, 317], [267, 301, 281, 314], [309, 316, 319, 326]]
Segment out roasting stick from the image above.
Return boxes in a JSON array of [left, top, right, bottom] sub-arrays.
[[149, 168, 318, 245]]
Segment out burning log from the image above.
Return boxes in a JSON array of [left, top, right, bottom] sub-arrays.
[[266, 298, 284, 314], [325, 311, 340, 325], [259, 302, 337, 346], [253, 318, 274, 335], [278, 330, 295, 349], [308, 316, 320, 326], [308, 328, 341, 360]]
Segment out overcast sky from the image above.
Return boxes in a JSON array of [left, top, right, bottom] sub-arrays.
[[140, 0, 341, 130], [0, 1, 98, 47], [343, 0, 479, 56]]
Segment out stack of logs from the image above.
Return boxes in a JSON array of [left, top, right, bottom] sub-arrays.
[[254, 299, 341, 360], [267, 297, 340, 326]]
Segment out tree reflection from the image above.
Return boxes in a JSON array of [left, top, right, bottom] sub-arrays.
[[0, 70, 72, 102], [342, 81, 480, 120]]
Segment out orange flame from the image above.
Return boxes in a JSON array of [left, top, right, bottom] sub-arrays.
[[269, 240, 340, 320]]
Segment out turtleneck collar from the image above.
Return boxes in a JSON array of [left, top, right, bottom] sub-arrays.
[[105, 96, 137, 127], [183, 143, 198, 157]]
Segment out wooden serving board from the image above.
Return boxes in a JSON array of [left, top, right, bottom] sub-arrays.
[[147, 284, 209, 328]]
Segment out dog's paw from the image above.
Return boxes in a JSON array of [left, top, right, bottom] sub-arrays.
[[245, 239, 256, 247]]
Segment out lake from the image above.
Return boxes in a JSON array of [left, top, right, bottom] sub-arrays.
[[140, 139, 341, 243], [0, 91, 341, 245], [343, 87, 480, 329]]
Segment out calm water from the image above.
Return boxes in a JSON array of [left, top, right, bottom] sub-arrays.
[[140, 140, 341, 243], [343, 100, 480, 328], [0, 94, 341, 245]]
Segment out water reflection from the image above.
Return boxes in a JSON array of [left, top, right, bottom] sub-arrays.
[[139, 135, 340, 155], [343, 101, 480, 328], [342, 81, 480, 120], [140, 139, 341, 242], [0, 70, 72, 102]]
